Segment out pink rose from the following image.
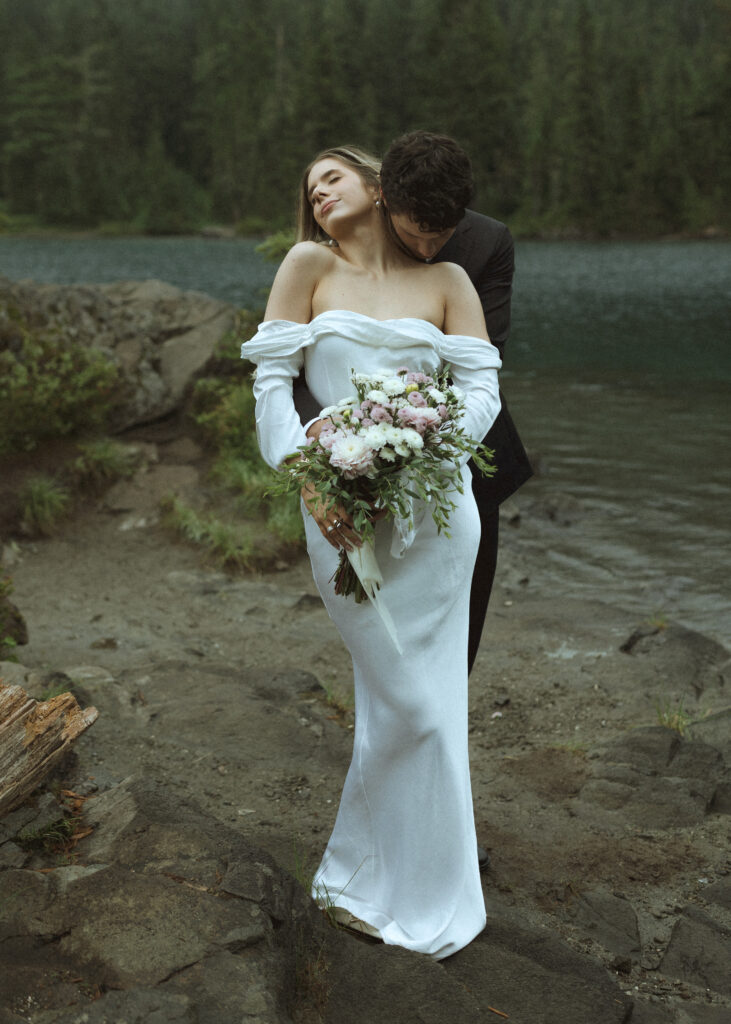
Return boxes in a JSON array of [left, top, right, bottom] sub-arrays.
[[408, 391, 427, 407], [371, 406, 394, 424]]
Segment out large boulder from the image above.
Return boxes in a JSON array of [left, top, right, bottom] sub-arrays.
[[0, 277, 236, 431]]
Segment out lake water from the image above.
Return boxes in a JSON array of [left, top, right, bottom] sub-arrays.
[[1, 236, 729, 647]]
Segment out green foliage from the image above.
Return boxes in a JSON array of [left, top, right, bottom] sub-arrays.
[[19, 476, 71, 536], [0, 573, 20, 661], [0, 0, 726, 236], [135, 130, 211, 235], [256, 230, 296, 263], [235, 215, 271, 236], [0, 636, 18, 662], [0, 322, 119, 455]]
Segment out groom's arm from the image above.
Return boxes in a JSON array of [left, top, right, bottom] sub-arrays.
[[474, 223, 514, 360], [293, 373, 321, 425]]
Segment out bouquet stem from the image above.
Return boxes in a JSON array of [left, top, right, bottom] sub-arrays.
[[337, 539, 402, 655]]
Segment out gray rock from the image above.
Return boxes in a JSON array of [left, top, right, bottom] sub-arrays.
[[566, 888, 641, 959], [322, 935, 482, 1024], [660, 905, 731, 995], [678, 1007, 731, 1024], [43, 988, 195, 1024], [704, 877, 731, 911], [0, 277, 236, 432], [687, 709, 731, 759], [628, 1002, 681, 1024], [618, 622, 728, 698], [165, 951, 291, 1024], [579, 728, 725, 827], [443, 917, 633, 1024], [39, 866, 268, 988]]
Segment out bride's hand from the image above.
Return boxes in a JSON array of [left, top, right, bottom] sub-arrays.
[[301, 482, 361, 551]]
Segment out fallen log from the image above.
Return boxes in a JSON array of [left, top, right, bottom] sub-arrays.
[[0, 680, 98, 818]]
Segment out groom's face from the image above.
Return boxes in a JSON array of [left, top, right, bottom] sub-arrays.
[[388, 212, 456, 261]]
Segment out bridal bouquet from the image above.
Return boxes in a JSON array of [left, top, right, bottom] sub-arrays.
[[274, 365, 495, 651]]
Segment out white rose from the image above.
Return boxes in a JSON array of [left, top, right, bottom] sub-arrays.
[[367, 389, 389, 404], [382, 377, 407, 397], [379, 446, 396, 462], [337, 396, 358, 407], [319, 405, 339, 417], [427, 387, 446, 402]]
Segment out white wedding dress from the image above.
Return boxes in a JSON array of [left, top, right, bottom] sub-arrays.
[[242, 311, 501, 959]]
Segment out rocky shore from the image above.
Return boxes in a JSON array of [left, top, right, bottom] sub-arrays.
[[1, 280, 730, 1023], [1, 487, 729, 1022]]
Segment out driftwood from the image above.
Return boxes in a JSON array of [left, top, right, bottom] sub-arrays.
[[0, 681, 98, 818]]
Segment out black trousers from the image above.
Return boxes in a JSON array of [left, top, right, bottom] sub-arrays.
[[468, 505, 499, 675]]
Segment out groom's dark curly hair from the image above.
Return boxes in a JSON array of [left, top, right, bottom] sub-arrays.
[[380, 131, 474, 232]]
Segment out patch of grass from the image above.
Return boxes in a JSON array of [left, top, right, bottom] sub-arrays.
[[646, 612, 668, 630], [319, 679, 354, 729], [19, 475, 71, 536], [70, 438, 137, 488], [17, 816, 74, 854], [40, 682, 71, 702], [656, 697, 693, 736], [161, 495, 256, 569]]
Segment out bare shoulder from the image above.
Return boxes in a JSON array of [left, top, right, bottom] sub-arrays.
[[265, 241, 336, 321], [429, 260, 473, 290]]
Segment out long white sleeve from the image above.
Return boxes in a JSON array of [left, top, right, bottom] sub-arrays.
[[241, 321, 313, 470], [438, 334, 502, 455]]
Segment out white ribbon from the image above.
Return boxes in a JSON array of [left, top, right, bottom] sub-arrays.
[[346, 539, 403, 655]]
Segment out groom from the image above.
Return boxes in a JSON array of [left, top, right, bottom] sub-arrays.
[[379, 131, 533, 672]]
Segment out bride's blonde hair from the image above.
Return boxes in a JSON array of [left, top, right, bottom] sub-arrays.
[[296, 146, 382, 243]]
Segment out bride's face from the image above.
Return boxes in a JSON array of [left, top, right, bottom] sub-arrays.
[[307, 159, 377, 234]]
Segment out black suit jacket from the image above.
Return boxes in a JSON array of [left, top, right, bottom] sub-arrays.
[[434, 209, 532, 509], [291, 209, 532, 508]]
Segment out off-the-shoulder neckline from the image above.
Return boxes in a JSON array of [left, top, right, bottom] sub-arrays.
[[264, 310, 444, 331]]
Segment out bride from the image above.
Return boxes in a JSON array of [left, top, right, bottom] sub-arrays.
[[242, 146, 502, 959]]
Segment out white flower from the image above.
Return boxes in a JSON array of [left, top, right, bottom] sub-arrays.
[[427, 387, 446, 402], [394, 443, 411, 457], [319, 405, 339, 417], [362, 424, 391, 449], [379, 446, 396, 462], [382, 377, 407, 397], [329, 434, 375, 476], [337, 396, 358, 407], [367, 389, 389, 404], [400, 427, 424, 450], [448, 385, 464, 400], [353, 373, 373, 386]]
